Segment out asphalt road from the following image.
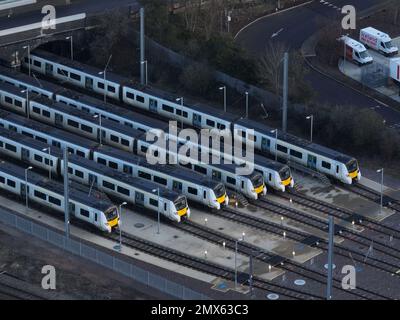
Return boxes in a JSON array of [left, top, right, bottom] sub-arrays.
[[235, 0, 400, 126]]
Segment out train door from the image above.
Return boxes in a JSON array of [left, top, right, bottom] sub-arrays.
[[135, 191, 144, 206], [193, 113, 202, 127], [149, 98, 158, 113], [55, 113, 63, 127], [21, 148, 30, 162], [123, 164, 133, 175], [20, 183, 28, 202], [45, 63, 53, 76], [85, 77, 93, 90], [261, 137, 269, 152], [307, 154, 317, 170], [172, 180, 182, 192], [212, 170, 221, 181]]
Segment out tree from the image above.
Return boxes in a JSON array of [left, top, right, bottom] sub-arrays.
[[179, 63, 215, 95]]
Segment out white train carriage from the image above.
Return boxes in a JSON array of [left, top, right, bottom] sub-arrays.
[[0, 159, 119, 232], [93, 145, 229, 210], [0, 109, 97, 159], [64, 155, 190, 222], [23, 50, 122, 101], [233, 119, 361, 184]]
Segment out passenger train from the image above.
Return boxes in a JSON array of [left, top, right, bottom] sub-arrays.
[[0, 66, 292, 191], [0, 158, 119, 232], [0, 88, 265, 199], [0, 126, 190, 222], [22, 50, 360, 184]]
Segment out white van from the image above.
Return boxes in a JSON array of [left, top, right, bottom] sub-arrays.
[[360, 27, 398, 57], [340, 36, 373, 66]]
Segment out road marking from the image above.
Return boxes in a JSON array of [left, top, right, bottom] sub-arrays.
[[271, 28, 284, 38]]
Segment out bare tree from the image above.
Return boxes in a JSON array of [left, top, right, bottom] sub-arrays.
[[182, 0, 202, 33]]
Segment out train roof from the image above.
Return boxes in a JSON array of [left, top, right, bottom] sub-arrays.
[[57, 90, 170, 131], [0, 65, 62, 95], [68, 154, 182, 201], [0, 80, 26, 97], [31, 49, 127, 85], [96, 145, 221, 189], [0, 158, 114, 211], [235, 118, 354, 163]]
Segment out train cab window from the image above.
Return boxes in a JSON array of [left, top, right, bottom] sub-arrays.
[[97, 157, 107, 165], [34, 190, 47, 200], [70, 73, 81, 81], [34, 154, 43, 162], [117, 186, 130, 196], [107, 86, 115, 93], [7, 179, 15, 188], [206, 119, 215, 127], [136, 95, 145, 103], [336, 166, 339, 174], [5, 143, 16, 152], [154, 176, 167, 186], [67, 119, 79, 128], [4, 96, 12, 104], [75, 170, 84, 178], [81, 124, 92, 133], [15, 100, 23, 108], [162, 104, 174, 113], [32, 106, 41, 114], [138, 171, 151, 180], [322, 161, 331, 170], [102, 181, 115, 190], [150, 199, 158, 207], [49, 196, 61, 206], [97, 82, 105, 89], [94, 213, 98, 222], [109, 161, 118, 169], [126, 92, 135, 100], [121, 138, 130, 146], [188, 187, 198, 195], [80, 209, 90, 218], [42, 110, 50, 118], [76, 150, 85, 157], [227, 177, 236, 185], [0, 176, 4, 183], [290, 149, 303, 159], [140, 145, 148, 153], [110, 135, 119, 143], [277, 144, 288, 153]]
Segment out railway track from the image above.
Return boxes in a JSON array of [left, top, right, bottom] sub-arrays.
[[0, 272, 47, 300], [173, 219, 388, 300]]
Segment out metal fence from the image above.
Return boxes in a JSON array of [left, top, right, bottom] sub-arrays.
[[0, 209, 209, 300]]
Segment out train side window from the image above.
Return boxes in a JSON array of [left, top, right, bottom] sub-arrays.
[[149, 198, 158, 207], [76, 150, 85, 157], [80, 209, 90, 218], [4, 96, 12, 104], [123, 165, 132, 174], [9, 125, 17, 132], [136, 95, 145, 103], [44, 158, 53, 166], [81, 124, 93, 133], [194, 165, 207, 175], [162, 104, 174, 113], [57, 68, 68, 76], [227, 177, 236, 185], [154, 176, 167, 186], [176, 109, 182, 116], [67, 147, 74, 154], [109, 161, 118, 169], [107, 86, 115, 93], [182, 111, 188, 118], [42, 110, 50, 118], [15, 100, 23, 108], [322, 161, 331, 170], [49, 196, 61, 206], [117, 186, 130, 196], [0, 176, 4, 183], [5, 143, 16, 152], [34, 190, 47, 200], [7, 179, 15, 188], [97, 157, 107, 165], [206, 119, 215, 127], [37, 136, 47, 143], [290, 149, 303, 159], [32, 106, 41, 114], [70, 73, 81, 81], [121, 138, 130, 146], [110, 135, 119, 143], [97, 82, 105, 89], [138, 171, 151, 180], [277, 144, 288, 153], [126, 92, 135, 100], [33, 60, 41, 68], [102, 180, 115, 190], [68, 167, 73, 174], [75, 170, 84, 178], [188, 187, 198, 195], [67, 119, 79, 128], [22, 131, 34, 138]]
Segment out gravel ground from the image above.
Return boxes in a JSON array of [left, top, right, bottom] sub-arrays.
[[0, 223, 160, 300]]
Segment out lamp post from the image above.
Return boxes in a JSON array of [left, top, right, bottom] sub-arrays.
[[176, 97, 184, 129], [42, 147, 51, 179], [219, 86, 226, 112], [93, 114, 102, 145], [23, 45, 31, 77], [21, 89, 29, 119], [306, 115, 314, 143], [271, 129, 278, 161], [114, 201, 127, 252], [377, 168, 384, 215], [65, 35, 73, 61], [245, 91, 249, 118], [152, 187, 160, 234], [141, 60, 148, 86], [234, 238, 242, 289], [98, 54, 112, 103], [25, 166, 33, 209]]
